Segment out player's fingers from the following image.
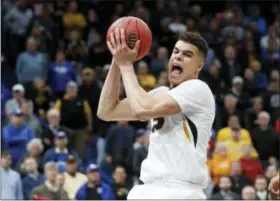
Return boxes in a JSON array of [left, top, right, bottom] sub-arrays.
[[107, 41, 115, 55], [120, 28, 127, 47], [133, 40, 140, 54], [115, 28, 121, 47], [110, 32, 117, 49]]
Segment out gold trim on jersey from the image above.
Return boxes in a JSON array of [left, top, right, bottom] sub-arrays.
[[183, 119, 191, 142]]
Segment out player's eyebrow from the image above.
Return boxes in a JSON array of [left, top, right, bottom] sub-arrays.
[[174, 47, 194, 56]]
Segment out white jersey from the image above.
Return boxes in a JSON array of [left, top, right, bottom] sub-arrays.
[[140, 79, 215, 188]]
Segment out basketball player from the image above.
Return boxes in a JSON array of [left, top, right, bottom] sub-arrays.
[[97, 28, 215, 199]]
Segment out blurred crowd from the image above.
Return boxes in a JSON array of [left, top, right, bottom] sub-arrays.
[[1, 0, 279, 200]]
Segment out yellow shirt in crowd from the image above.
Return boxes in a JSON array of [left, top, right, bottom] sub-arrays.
[[63, 12, 87, 29], [209, 154, 232, 185], [63, 172, 88, 200], [216, 127, 252, 144], [139, 74, 156, 90], [223, 140, 258, 161]]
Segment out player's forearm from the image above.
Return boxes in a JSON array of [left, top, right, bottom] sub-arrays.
[[97, 59, 121, 119], [120, 65, 156, 119]]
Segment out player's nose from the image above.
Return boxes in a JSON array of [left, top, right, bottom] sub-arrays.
[[174, 52, 183, 61]]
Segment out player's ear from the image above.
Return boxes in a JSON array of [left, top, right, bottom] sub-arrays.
[[196, 63, 204, 74]]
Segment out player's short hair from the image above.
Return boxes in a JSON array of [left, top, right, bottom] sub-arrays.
[[178, 32, 209, 59]]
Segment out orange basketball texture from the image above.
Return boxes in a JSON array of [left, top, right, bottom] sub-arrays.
[[106, 16, 152, 61]]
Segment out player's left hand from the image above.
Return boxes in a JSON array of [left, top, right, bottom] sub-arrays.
[[107, 28, 140, 67]]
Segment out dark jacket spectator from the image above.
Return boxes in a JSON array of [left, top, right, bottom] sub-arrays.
[[251, 112, 280, 161], [210, 176, 240, 200], [106, 121, 135, 173], [79, 68, 103, 133], [2, 109, 35, 166], [111, 166, 131, 200], [75, 164, 116, 200], [43, 131, 83, 173], [22, 157, 45, 199]]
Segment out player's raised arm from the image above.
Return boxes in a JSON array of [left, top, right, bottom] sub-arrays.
[[97, 29, 138, 121]]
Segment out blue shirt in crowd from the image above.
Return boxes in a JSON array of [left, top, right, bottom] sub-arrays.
[[2, 124, 35, 166], [22, 173, 45, 199], [0, 168, 23, 200], [1, 84, 11, 120], [16, 51, 48, 83], [48, 61, 76, 93]]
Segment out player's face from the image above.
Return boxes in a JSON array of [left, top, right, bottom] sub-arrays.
[[168, 40, 204, 86]]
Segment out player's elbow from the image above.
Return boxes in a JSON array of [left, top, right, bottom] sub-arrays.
[[97, 108, 110, 121], [133, 108, 151, 121]]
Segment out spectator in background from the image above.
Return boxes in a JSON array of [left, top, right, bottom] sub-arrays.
[[28, 78, 53, 119], [22, 157, 45, 199], [216, 94, 244, 129], [65, 30, 88, 64], [105, 121, 135, 176], [263, 71, 280, 124], [250, 60, 268, 92], [202, 59, 227, 105], [30, 24, 52, 54], [111, 166, 131, 200], [210, 176, 240, 200], [137, 61, 156, 91], [216, 115, 251, 144], [254, 175, 269, 200], [48, 50, 76, 98], [54, 81, 92, 156], [155, 71, 169, 87], [265, 165, 278, 181], [63, 0, 87, 39], [43, 131, 82, 173], [150, 46, 169, 77], [16, 138, 44, 174], [16, 37, 48, 92], [0, 151, 23, 200], [56, 173, 65, 189], [229, 76, 251, 110], [41, 109, 73, 153], [87, 29, 109, 67], [5, 84, 33, 118], [63, 155, 88, 200], [251, 111, 279, 167], [245, 4, 267, 36], [4, 0, 33, 64], [221, 45, 242, 87], [132, 129, 149, 179], [31, 162, 68, 200], [30, 4, 55, 56], [241, 185, 258, 200], [21, 102, 42, 137], [243, 67, 259, 97], [2, 109, 35, 166], [209, 142, 232, 185], [224, 127, 258, 161], [75, 164, 116, 200], [230, 161, 251, 194], [244, 96, 263, 130], [239, 144, 263, 183], [1, 83, 11, 122]]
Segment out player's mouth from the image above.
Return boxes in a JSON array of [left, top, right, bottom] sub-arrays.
[[171, 64, 183, 77]]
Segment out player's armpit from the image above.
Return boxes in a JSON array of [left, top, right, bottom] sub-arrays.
[[133, 93, 181, 120], [98, 98, 140, 121]]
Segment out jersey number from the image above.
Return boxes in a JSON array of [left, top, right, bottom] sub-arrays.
[[151, 117, 165, 132]]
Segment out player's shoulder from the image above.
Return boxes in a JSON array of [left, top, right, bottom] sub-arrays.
[[179, 79, 213, 97], [148, 86, 169, 96]]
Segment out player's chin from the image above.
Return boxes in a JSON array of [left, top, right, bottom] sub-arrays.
[[168, 73, 184, 86]]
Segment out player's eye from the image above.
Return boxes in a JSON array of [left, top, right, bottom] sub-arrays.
[[184, 52, 192, 57], [173, 49, 179, 54]]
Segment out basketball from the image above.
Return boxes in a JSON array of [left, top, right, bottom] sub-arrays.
[[106, 16, 152, 61]]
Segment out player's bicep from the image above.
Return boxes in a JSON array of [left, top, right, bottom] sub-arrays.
[[105, 98, 139, 121], [138, 94, 182, 119]]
